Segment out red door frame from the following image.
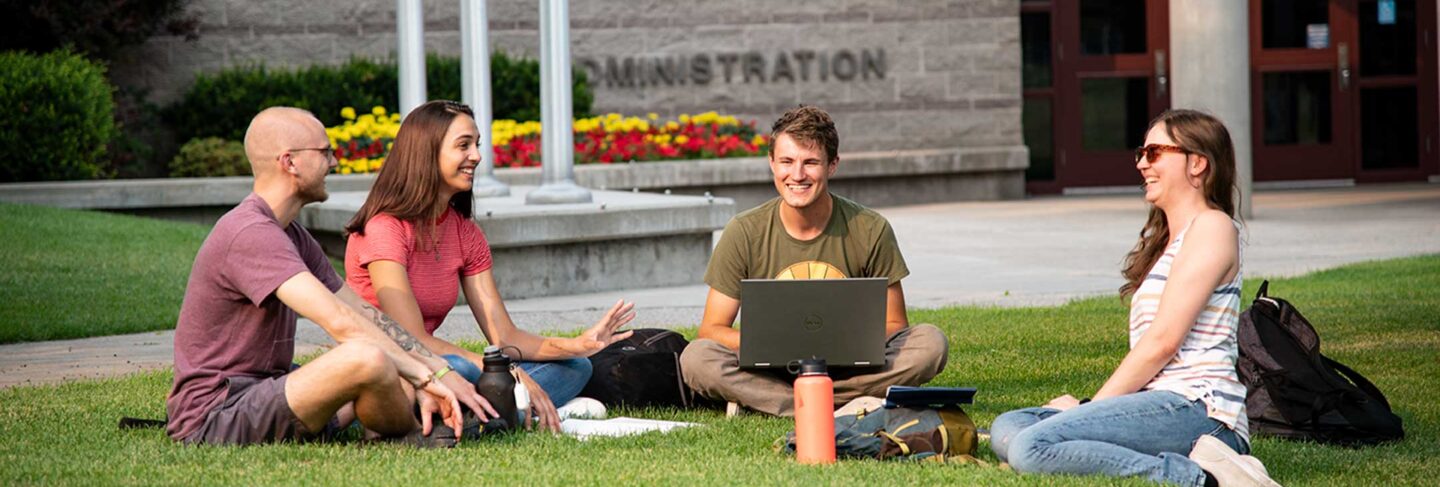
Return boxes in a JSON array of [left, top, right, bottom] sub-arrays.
[[1350, 0, 1438, 182], [1022, 1, 1062, 195], [1248, 0, 1438, 183], [1248, 0, 1357, 181], [1051, 0, 1171, 188]]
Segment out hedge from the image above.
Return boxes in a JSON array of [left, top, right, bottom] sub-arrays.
[[163, 52, 594, 144], [0, 50, 116, 182]]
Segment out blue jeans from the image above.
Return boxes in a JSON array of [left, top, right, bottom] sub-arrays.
[[990, 390, 1249, 487], [442, 355, 593, 406]]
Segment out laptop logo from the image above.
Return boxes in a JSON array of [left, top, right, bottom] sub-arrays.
[[803, 313, 823, 332]]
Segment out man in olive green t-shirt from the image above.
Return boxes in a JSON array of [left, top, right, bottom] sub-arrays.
[[679, 106, 948, 417]]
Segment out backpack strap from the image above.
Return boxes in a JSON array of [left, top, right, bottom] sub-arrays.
[[119, 417, 167, 429], [1255, 280, 1270, 300], [1322, 356, 1394, 410], [877, 431, 911, 456]]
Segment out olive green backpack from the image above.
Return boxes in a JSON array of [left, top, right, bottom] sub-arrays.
[[779, 405, 978, 462]]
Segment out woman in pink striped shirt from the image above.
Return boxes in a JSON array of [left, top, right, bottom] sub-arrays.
[[344, 101, 635, 433], [989, 110, 1279, 487]]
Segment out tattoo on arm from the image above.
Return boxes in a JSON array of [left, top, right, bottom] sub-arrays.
[[360, 302, 435, 358]]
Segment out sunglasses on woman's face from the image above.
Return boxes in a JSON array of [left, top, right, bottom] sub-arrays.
[[1134, 144, 1188, 163]]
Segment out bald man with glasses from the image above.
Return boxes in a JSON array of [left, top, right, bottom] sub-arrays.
[[167, 107, 496, 447]]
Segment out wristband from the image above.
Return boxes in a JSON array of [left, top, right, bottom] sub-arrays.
[[433, 365, 453, 381]]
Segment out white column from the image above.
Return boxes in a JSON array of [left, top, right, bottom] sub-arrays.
[[461, 0, 510, 198], [1170, 0, 1252, 219], [526, 0, 592, 204], [396, 0, 426, 117]]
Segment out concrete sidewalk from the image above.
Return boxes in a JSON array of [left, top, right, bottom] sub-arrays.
[[3, 183, 1437, 388]]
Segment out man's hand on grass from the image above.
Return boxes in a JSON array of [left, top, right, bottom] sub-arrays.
[[416, 381, 463, 438], [438, 370, 498, 422]]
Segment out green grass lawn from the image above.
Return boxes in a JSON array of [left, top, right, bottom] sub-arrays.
[[2, 255, 1436, 485], [0, 203, 344, 344], [0, 204, 208, 343]]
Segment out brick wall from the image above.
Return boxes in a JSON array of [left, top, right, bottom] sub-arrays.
[[111, 0, 1022, 153]]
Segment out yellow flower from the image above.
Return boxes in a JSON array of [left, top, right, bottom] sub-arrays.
[[752, 135, 766, 146], [675, 135, 689, 145], [341, 107, 357, 120], [647, 112, 659, 121], [372, 106, 387, 117]]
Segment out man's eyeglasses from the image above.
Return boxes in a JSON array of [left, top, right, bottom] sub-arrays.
[[288, 146, 337, 163], [1134, 144, 1188, 163]]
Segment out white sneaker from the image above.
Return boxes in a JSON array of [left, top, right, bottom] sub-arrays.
[[556, 397, 607, 420], [1189, 435, 1282, 487], [1242, 456, 1269, 476]]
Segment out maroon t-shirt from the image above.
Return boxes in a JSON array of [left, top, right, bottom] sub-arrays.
[[166, 193, 343, 441]]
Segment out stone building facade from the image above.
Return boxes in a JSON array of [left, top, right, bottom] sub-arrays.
[[111, 0, 1023, 157]]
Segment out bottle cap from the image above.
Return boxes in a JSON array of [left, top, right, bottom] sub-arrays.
[[798, 358, 828, 375], [482, 345, 509, 365]]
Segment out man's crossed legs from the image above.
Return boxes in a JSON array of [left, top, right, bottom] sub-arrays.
[[680, 324, 949, 416]]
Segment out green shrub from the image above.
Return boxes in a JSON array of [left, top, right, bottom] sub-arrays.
[[164, 52, 593, 144], [0, 50, 117, 182], [169, 137, 249, 177]]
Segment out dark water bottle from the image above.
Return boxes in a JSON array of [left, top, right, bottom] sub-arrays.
[[475, 345, 519, 433]]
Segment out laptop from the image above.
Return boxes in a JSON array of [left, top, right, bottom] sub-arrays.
[[738, 278, 887, 369]]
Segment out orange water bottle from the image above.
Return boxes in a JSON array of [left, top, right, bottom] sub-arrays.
[[794, 358, 836, 464]]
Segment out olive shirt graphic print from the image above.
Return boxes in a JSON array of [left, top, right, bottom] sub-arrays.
[[775, 261, 848, 280]]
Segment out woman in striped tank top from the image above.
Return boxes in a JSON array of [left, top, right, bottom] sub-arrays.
[[344, 101, 637, 433], [989, 110, 1279, 487]]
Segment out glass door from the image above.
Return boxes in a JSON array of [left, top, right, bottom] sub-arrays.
[[1251, 0, 1437, 182], [1053, 0, 1171, 188], [1349, 0, 1436, 181], [1021, 1, 1059, 193], [1250, 0, 1355, 181]]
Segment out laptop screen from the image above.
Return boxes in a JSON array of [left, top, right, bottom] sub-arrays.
[[737, 278, 887, 368]]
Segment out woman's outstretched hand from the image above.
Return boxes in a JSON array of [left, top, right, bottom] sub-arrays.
[[1044, 394, 1082, 411], [559, 299, 637, 357]]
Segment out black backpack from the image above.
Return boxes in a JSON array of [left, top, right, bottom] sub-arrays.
[[580, 329, 716, 409], [1236, 281, 1404, 446]]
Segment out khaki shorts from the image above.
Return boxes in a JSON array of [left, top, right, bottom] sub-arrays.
[[184, 374, 337, 445]]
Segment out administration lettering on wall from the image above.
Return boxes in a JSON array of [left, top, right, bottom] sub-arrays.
[[578, 49, 886, 88]]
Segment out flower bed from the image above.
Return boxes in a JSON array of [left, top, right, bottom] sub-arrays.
[[327, 106, 401, 174], [326, 107, 769, 174]]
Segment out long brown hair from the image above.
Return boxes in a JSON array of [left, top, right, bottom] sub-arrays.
[[344, 100, 475, 251], [1119, 109, 1239, 297]]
